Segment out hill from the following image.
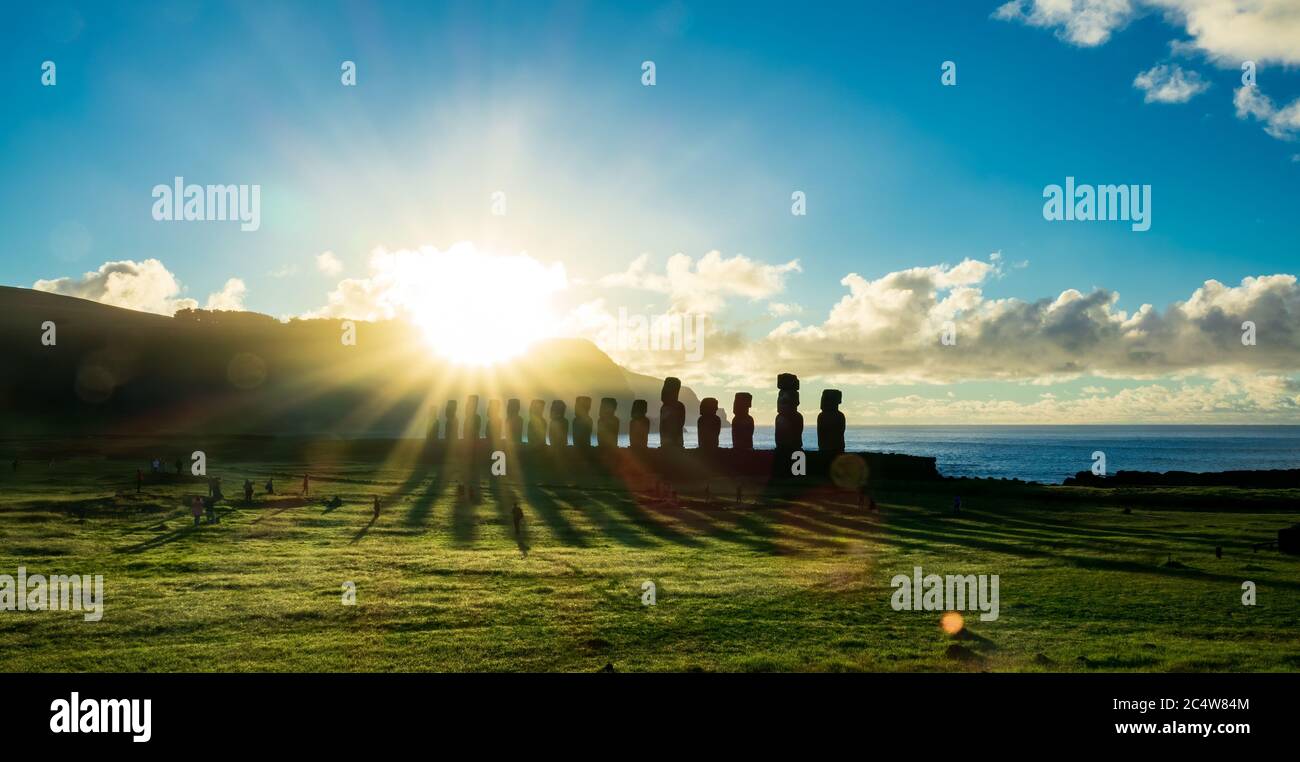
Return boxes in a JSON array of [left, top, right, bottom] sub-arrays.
[[0, 286, 710, 438]]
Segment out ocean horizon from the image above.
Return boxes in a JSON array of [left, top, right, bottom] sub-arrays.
[[606, 424, 1300, 484]]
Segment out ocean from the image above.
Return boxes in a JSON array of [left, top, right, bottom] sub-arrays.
[[617, 425, 1300, 484]]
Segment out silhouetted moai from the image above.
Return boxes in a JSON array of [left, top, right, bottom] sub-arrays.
[[597, 397, 619, 449], [659, 377, 686, 449], [774, 373, 804, 451], [527, 400, 547, 447], [572, 396, 594, 448], [463, 395, 482, 441], [629, 400, 650, 449], [548, 400, 569, 448], [486, 399, 503, 442], [443, 400, 460, 443], [731, 392, 754, 451], [506, 399, 524, 444], [816, 389, 845, 456], [698, 397, 721, 450], [426, 413, 439, 441]]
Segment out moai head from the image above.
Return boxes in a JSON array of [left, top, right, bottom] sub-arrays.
[[733, 392, 752, 416], [661, 377, 681, 403], [777, 373, 800, 392], [506, 398, 521, 417], [575, 396, 592, 416], [631, 399, 648, 419], [487, 399, 501, 418], [820, 389, 842, 411], [600, 397, 617, 417], [445, 400, 458, 418], [700, 397, 718, 416], [529, 399, 545, 418], [777, 389, 800, 412], [465, 395, 479, 414], [550, 400, 567, 419]]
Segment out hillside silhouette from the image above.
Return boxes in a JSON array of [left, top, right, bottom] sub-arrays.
[[0, 286, 712, 438]]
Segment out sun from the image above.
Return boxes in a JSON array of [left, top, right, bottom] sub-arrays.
[[382, 243, 566, 365]]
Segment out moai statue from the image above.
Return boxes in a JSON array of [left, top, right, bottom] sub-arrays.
[[731, 392, 754, 451], [548, 400, 569, 448], [463, 395, 482, 441], [486, 399, 503, 442], [817, 389, 845, 456], [629, 400, 650, 449], [572, 396, 594, 448], [442, 400, 460, 443], [527, 400, 547, 447], [698, 397, 721, 450], [597, 397, 619, 449], [774, 373, 803, 451], [659, 377, 686, 449], [506, 399, 524, 444]]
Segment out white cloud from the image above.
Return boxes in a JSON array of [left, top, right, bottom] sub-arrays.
[[993, 0, 1136, 47], [316, 250, 343, 276], [1234, 85, 1300, 140], [996, 0, 1300, 66], [1133, 63, 1210, 103], [599, 251, 801, 313], [32, 259, 243, 316], [205, 278, 247, 311]]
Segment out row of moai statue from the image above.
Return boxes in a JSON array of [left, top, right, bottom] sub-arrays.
[[426, 374, 845, 454]]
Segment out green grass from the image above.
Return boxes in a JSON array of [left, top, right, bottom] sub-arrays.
[[2, 454, 1298, 672]]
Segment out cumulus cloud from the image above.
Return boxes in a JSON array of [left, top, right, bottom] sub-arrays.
[[605, 253, 1300, 389], [1133, 63, 1210, 103], [32, 259, 245, 316], [1233, 85, 1300, 140], [316, 250, 343, 276], [993, 0, 1136, 47], [996, 0, 1300, 66], [599, 251, 801, 313], [205, 278, 247, 311]]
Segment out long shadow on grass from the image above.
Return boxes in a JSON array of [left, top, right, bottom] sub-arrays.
[[586, 491, 704, 548], [878, 512, 1300, 592], [521, 482, 588, 548]]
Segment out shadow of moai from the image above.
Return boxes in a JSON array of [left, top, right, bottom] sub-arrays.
[[629, 399, 650, 449], [698, 397, 721, 450], [486, 399, 503, 442], [527, 400, 547, 448], [464, 395, 482, 441], [597, 397, 619, 449], [572, 396, 593, 448], [548, 400, 569, 448], [775, 373, 803, 451], [506, 399, 524, 444], [659, 377, 685, 449], [731, 392, 754, 451], [817, 389, 845, 456], [442, 400, 460, 443]]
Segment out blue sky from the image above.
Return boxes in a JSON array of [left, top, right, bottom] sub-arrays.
[[3, 1, 1299, 422]]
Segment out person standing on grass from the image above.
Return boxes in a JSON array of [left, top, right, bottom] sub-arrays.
[[191, 497, 203, 527], [265, 477, 274, 495], [302, 473, 310, 497], [243, 479, 254, 503], [512, 501, 524, 537], [953, 495, 962, 514], [372, 495, 381, 520]]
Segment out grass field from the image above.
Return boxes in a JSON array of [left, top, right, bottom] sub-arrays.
[[2, 453, 1298, 672]]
